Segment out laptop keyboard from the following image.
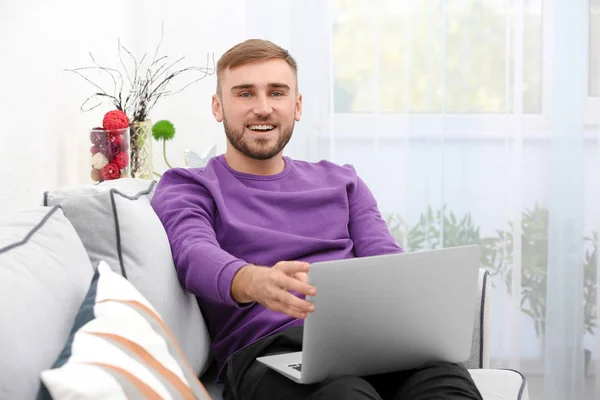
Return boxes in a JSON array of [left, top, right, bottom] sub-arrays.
[[288, 363, 302, 372]]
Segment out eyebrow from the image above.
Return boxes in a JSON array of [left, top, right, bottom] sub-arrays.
[[230, 83, 291, 92]]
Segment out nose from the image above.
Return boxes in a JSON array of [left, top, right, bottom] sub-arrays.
[[252, 94, 273, 117]]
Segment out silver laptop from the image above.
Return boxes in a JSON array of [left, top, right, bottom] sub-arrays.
[[256, 245, 481, 385]]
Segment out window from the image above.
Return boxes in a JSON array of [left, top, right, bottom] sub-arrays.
[[332, 0, 543, 114], [591, 0, 600, 97]]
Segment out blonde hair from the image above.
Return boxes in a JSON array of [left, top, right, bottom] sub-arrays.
[[216, 39, 298, 96]]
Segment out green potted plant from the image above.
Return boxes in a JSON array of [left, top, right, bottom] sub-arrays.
[[489, 204, 597, 374], [385, 204, 597, 374], [386, 205, 498, 267], [151, 119, 176, 177], [583, 232, 598, 374]]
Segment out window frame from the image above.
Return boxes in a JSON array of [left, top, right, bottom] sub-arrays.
[[328, 0, 599, 139], [589, 1, 600, 125]]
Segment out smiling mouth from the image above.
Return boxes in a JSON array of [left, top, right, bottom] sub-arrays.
[[247, 124, 276, 132]]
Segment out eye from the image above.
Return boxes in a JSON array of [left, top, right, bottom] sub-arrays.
[[239, 92, 252, 98], [271, 91, 284, 97]]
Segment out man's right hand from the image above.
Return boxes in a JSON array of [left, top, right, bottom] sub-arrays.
[[231, 261, 317, 319]]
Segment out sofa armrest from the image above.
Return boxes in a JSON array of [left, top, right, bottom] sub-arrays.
[[469, 369, 529, 400], [463, 268, 492, 369]]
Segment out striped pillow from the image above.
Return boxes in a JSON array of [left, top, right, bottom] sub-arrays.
[[38, 261, 211, 399]]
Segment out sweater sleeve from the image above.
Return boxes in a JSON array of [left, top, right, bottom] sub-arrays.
[[347, 170, 405, 257], [151, 168, 252, 308]]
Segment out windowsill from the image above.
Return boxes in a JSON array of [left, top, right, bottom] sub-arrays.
[[491, 357, 597, 377], [588, 97, 600, 125], [315, 112, 599, 141]]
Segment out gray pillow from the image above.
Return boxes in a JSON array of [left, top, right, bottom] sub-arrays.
[[0, 206, 94, 400], [43, 178, 211, 376]]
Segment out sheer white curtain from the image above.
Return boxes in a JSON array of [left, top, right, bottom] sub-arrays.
[[247, 1, 599, 399]]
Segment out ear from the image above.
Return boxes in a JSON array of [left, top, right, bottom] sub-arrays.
[[295, 93, 303, 122], [212, 94, 223, 122]]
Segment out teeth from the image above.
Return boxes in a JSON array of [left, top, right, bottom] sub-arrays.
[[249, 125, 275, 131]]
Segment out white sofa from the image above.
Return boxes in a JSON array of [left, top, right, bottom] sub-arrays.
[[0, 178, 529, 399]]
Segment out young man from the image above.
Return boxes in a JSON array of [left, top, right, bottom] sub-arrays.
[[151, 39, 483, 400]]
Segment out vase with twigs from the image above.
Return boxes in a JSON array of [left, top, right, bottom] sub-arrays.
[[66, 27, 215, 179]]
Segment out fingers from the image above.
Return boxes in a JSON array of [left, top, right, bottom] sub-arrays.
[[287, 305, 309, 320], [275, 261, 310, 274], [276, 273, 316, 297], [273, 262, 316, 297], [258, 261, 318, 319], [272, 303, 308, 319], [280, 290, 315, 313], [268, 294, 311, 319], [294, 272, 308, 283], [266, 283, 315, 319]]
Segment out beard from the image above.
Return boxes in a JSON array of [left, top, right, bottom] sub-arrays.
[[223, 115, 294, 161]]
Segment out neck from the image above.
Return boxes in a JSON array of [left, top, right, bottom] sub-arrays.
[[224, 147, 285, 176]]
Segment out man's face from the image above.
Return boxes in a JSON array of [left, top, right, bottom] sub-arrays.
[[212, 59, 302, 160]]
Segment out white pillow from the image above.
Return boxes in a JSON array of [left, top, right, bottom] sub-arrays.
[[39, 261, 211, 399]]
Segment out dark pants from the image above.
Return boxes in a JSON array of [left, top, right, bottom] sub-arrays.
[[223, 326, 483, 400]]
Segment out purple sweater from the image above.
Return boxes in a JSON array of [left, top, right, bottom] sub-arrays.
[[151, 155, 403, 380]]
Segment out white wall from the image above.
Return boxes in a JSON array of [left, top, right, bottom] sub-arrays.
[[135, 0, 250, 174], [0, 0, 248, 212]]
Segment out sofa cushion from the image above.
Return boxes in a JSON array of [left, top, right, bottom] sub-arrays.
[[39, 261, 211, 399], [469, 369, 529, 400], [44, 178, 211, 376], [0, 206, 94, 400]]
